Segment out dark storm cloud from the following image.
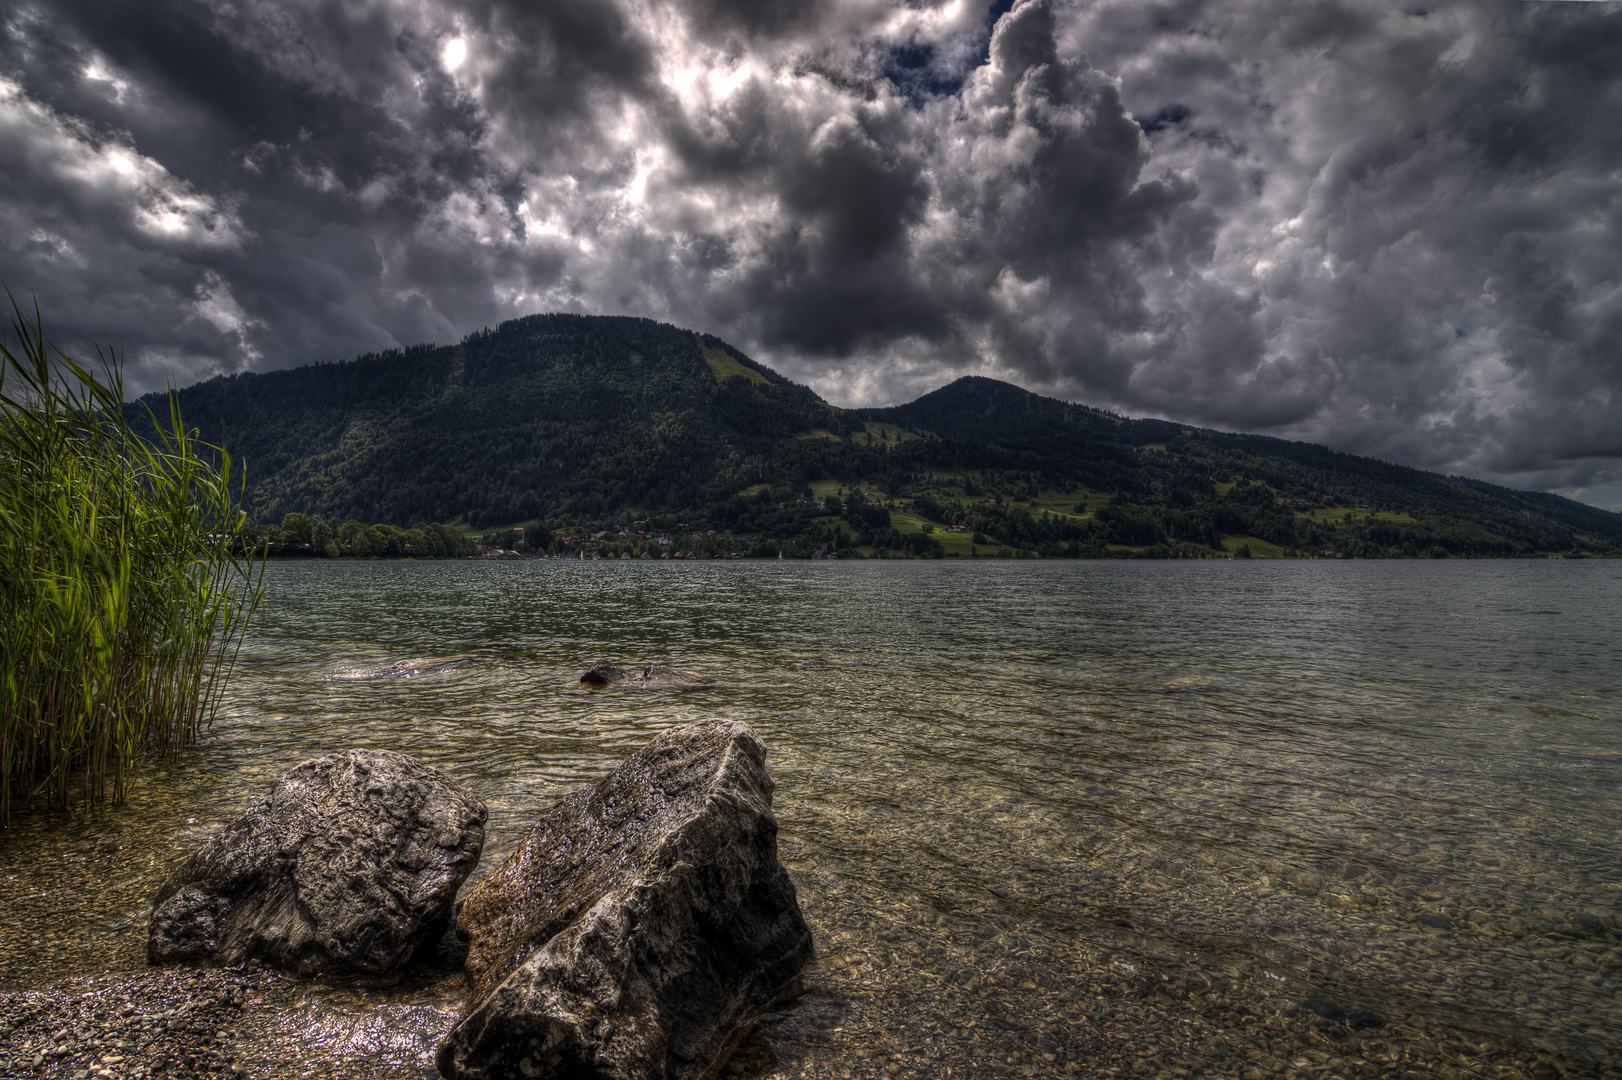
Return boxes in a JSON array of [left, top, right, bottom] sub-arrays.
[[1061, 0, 1622, 500], [1, 0, 1620, 503], [650, 0, 1190, 398], [0, 0, 497, 375]]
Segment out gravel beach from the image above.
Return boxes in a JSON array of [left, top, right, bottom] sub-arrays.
[[0, 931, 1604, 1080]]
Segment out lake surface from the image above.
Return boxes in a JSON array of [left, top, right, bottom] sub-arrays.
[[3, 559, 1620, 1079]]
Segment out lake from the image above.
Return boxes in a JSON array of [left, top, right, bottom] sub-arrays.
[[2, 559, 1619, 1079]]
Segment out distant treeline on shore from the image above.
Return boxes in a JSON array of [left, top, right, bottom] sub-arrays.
[[247, 514, 477, 558]]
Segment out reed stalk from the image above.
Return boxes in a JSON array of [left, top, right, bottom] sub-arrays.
[[0, 295, 262, 823]]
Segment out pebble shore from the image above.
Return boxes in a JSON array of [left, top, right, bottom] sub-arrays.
[[0, 944, 1608, 1080], [0, 960, 463, 1080], [0, 967, 263, 1080]]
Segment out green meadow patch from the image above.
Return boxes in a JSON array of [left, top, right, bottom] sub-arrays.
[[1221, 535, 1290, 558], [856, 421, 929, 445], [1027, 491, 1097, 519], [1299, 507, 1418, 524], [700, 343, 770, 386], [930, 529, 979, 555], [887, 510, 935, 533]]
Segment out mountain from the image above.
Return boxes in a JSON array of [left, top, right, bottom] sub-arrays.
[[142, 314, 857, 527], [863, 377, 1622, 556], [139, 315, 1622, 559], [861, 375, 1130, 445]]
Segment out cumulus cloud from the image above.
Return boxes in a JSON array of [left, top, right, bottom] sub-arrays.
[[1067, 0, 1622, 491], [0, 0, 1618, 498]]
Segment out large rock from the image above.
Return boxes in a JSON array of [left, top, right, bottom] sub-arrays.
[[437, 720, 812, 1080], [148, 749, 487, 981]]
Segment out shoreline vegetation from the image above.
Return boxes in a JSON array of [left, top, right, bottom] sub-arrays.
[[0, 300, 261, 824], [244, 502, 1617, 563]]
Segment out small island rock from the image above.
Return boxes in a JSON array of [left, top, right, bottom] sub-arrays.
[[437, 719, 811, 1080], [148, 749, 487, 981]]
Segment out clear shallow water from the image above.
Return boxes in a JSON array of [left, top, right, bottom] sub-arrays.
[[3, 560, 1620, 1078]]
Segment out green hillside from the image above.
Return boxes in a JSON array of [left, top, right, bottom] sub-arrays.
[[145, 314, 855, 526], [139, 316, 1622, 559], [863, 377, 1622, 559]]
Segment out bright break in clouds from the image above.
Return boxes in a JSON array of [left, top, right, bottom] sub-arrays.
[[2, 0, 1620, 506]]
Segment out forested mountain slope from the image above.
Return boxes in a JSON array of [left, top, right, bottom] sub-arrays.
[[864, 377, 1622, 556], [141, 316, 1622, 558], [145, 314, 855, 525]]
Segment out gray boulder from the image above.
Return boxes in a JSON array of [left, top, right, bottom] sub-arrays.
[[436, 720, 812, 1080], [148, 749, 487, 981]]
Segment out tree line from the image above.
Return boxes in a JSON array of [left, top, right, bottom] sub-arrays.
[[247, 513, 476, 559]]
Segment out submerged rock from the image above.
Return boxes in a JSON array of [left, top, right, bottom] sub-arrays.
[[1299, 998, 1385, 1030], [637, 664, 706, 689], [578, 660, 629, 686], [437, 719, 812, 1080], [148, 749, 487, 982], [577, 661, 705, 690]]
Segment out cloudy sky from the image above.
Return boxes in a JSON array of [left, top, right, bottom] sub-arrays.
[[3, 0, 1620, 507]]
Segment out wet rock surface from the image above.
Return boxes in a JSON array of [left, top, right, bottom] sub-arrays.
[[148, 749, 487, 981], [438, 719, 812, 1080]]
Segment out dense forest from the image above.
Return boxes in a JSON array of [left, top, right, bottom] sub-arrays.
[[140, 315, 1622, 559]]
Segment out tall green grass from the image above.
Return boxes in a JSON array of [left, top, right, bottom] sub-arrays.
[[0, 298, 262, 823]]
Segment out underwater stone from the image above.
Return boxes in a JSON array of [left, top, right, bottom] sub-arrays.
[[577, 661, 705, 689], [1572, 913, 1608, 937], [147, 749, 487, 981], [437, 719, 811, 1080], [1300, 998, 1385, 1030], [577, 660, 628, 686]]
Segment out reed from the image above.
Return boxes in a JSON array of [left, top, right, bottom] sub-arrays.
[[0, 297, 262, 823]]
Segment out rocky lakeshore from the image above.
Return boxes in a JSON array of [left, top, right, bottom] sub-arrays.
[[3, 582, 1619, 1080], [2, 777, 1614, 1080], [1, 921, 1604, 1080], [0, 967, 262, 1080], [6, 722, 828, 1080], [1, 780, 1614, 1080], [0, 960, 463, 1080]]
